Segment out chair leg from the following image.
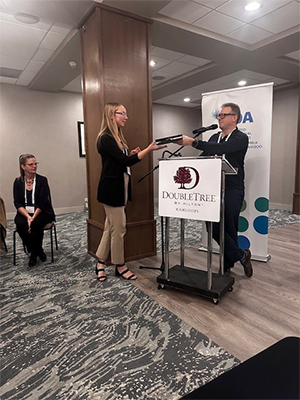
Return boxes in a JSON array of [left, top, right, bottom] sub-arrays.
[[50, 226, 54, 263], [54, 223, 58, 250], [13, 230, 16, 265]]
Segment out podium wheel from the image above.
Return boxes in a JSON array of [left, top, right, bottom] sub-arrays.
[[158, 284, 165, 290], [213, 298, 219, 305]]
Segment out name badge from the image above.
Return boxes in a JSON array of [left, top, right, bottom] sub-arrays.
[[26, 206, 34, 214]]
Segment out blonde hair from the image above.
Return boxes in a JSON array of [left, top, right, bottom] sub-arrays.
[[96, 102, 128, 150], [19, 153, 35, 181]]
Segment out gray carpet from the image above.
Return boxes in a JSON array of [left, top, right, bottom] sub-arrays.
[[1, 213, 240, 400], [1, 208, 298, 399]]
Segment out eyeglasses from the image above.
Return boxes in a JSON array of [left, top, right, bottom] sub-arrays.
[[217, 113, 235, 120], [115, 111, 128, 117], [25, 162, 39, 167]]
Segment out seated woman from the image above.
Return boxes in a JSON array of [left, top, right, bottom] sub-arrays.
[[13, 154, 55, 268]]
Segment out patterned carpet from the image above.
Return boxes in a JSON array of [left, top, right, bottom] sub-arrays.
[[0, 213, 241, 400], [1, 208, 299, 399]]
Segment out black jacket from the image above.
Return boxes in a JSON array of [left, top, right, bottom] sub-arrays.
[[97, 131, 141, 207], [195, 127, 248, 191], [13, 173, 55, 221]]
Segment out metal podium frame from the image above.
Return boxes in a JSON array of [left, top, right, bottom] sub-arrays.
[[157, 156, 237, 304]]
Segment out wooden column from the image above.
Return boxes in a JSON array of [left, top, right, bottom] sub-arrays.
[[292, 94, 300, 214], [79, 4, 156, 260]]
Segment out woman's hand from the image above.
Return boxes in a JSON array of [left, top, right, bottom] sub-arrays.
[[27, 215, 33, 232], [147, 141, 167, 152], [137, 141, 167, 160], [130, 147, 141, 156]]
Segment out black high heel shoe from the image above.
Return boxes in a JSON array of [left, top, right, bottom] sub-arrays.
[[115, 263, 137, 280], [95, 260, 107, 282]]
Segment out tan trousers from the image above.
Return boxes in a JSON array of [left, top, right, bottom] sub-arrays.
[[96, 173, 129, 265]]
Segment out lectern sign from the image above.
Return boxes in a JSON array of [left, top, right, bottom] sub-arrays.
[[159, 158, 221, 222]]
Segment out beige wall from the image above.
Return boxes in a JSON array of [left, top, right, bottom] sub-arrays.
[[0, 83, 298, 219], [0, 83, 86, 218], [270, 86, 299, 210]]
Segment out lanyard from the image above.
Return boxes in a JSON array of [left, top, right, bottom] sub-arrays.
[[217, 131, 233, 143], [25, 177, 36, 206]]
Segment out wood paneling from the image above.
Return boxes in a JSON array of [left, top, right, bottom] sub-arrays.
[[80, 4, 155, 260]]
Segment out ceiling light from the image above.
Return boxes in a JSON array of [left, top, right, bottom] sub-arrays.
[[238, 80, 247, 86], [184, 98, 190, 102], [14, 12, 39, 24], [245, 2, 261, 11], [69, 61, 77, 69], [150, 60, 156, 67]]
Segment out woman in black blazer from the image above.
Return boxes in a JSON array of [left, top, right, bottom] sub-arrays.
[[13, 154, 55, 268], [95, 102, 165, 282]]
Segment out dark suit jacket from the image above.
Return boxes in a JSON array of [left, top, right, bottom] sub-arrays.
[[13, 173, 55, 221], [195, 127, 248, 191], [97, 131, 141, 207]]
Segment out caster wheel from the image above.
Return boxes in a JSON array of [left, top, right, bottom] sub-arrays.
[[158, 284, 165, 290], [213, 298, 219, 305], [228, 287, 233, 292]]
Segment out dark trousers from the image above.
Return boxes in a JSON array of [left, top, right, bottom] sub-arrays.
[[15, 212, 53, 256], [212, 189, 244, 269]]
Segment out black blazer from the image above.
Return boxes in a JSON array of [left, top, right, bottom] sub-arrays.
[[13, 173, 55, 221], [195, 128, 248, 191], [97, 131, 141, 207]]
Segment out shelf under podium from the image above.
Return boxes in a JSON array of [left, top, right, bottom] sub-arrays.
[[157, 265, 234, 304]]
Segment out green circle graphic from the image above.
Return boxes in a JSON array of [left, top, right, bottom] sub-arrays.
[[238, 216, 249, 232], [255, 197, 269, 212], [241, 199, 247, 212]]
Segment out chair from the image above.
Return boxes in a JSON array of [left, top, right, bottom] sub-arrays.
[[13, 221, 58, 265], [0, 194, 8, 252], [0, 223, 8, 252]]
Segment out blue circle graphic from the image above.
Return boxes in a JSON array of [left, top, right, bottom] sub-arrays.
[[238, 235, 250, 250], [253, 216, 268, 235]]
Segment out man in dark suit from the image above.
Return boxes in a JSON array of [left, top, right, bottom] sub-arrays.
[[177, 102, 253, 277]]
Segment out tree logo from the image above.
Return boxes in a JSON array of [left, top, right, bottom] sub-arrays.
[[173, 166, 200, 190]]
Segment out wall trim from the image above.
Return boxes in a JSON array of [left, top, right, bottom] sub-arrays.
[[269, 202, 292, 212]]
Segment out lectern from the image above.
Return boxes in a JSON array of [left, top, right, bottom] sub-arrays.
[[157, 156, 236, 304]]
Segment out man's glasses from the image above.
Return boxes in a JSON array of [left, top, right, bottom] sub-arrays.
[[115, 111, 128, 117], [25, 162, 39, 167], [217, 113, 235, 120]]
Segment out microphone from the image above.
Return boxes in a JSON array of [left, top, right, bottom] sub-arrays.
[[192, 124, 218, 135]]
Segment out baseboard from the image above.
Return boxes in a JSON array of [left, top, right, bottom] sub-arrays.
[[269, 202, 292, 212], [6, 206, 85, 220]]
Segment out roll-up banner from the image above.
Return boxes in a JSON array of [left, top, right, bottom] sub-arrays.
[[201, 83, 273, 261]]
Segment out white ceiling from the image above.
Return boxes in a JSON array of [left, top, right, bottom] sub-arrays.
[[0, 0, 299, 108]]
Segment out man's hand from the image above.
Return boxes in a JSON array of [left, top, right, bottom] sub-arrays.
[[175, 135, 194, 146]]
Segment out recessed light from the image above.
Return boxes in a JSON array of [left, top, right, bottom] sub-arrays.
[[238, 80, 247, 86], [150, 60, 156, 67], [245, 2, 261, 11], [14, 12, 40, 24], [184, 98, 190, 102], [69, 61, 77, 69]]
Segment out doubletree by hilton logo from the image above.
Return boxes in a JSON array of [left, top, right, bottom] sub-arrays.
[[173, 166, 200, 190]]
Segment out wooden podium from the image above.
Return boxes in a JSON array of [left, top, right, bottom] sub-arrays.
[[157, 156, 236, 304], [79, 3, 156, 261]]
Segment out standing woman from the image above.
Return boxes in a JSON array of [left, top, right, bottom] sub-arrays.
[[95, 102, 165, 282], [13, 154, 55, 268]]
